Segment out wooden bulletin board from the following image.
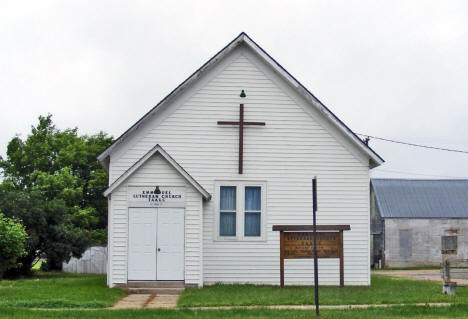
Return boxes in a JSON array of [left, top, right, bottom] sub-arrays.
[[273, 225, 351, 287]]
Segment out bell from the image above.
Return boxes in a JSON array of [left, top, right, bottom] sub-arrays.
[[240, 90, 246, 98]]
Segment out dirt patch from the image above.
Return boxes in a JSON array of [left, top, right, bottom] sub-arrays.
[[142, 294, 157, 308], [112, 294, 152, 309]]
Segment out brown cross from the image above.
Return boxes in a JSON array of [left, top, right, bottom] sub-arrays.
[[218, 104, 265, 174]]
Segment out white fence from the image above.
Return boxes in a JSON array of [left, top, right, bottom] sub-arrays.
[[63, 246, 107, 274]]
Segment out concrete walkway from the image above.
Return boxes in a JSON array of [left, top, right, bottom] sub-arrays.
[[112, 294, 179, 309], [110, 294, 452, 310], [374, 269, 468, 286], [32, 301, 453, 312], [189, 302, 452, 310]]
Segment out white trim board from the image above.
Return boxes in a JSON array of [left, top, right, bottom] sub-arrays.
[[103, 144, 211, 200]]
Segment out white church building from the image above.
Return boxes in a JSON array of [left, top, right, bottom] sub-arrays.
[[98, 33, 383, 288]]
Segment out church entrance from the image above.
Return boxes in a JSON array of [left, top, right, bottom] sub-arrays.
[[128, 207, 184, 281]]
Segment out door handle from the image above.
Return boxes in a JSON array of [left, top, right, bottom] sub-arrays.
[[157, 248, 161, 252]]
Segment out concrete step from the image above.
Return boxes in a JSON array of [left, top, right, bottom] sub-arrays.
[[128, 287, 185, 295], [127, 281, 185, 288]]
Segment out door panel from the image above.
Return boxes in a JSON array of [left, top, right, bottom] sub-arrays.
[[128, 208, 157, 280], [157, 208, 185, 280]]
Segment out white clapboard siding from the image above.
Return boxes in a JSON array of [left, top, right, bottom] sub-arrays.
[[109, 154, 203, 286], [108, 44, 371, 286], [63, 246, 107, 274]]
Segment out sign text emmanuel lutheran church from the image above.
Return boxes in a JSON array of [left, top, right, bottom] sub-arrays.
[[127, 186, 185, 208]]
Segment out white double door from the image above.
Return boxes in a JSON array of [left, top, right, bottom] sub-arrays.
[[128, 207, 184, 281]]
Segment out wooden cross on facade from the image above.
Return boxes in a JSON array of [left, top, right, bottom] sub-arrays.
[[218, 103, 265, 174]]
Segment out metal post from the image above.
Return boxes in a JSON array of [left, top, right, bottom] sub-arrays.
[[312, 177, 319, 316], [280, 231, 285, 288]]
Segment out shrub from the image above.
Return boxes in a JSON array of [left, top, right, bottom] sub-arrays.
[[0, 213, 27, 278]]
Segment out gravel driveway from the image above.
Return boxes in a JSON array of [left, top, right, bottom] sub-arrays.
[[374, 269, 468, 286]]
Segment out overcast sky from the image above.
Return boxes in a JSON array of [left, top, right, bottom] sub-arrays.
[[1, 0, 467, 179]]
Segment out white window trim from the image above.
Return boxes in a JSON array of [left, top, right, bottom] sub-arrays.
[[214, 180, 267, 242]]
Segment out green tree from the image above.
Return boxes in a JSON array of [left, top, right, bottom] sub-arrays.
[[0, 213, 27, 278], [0, 114, 113, 273]]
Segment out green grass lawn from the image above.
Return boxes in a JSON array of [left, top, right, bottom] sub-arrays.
[[2, 304, 468, 319], [0, 272, 127, 309], [1, 272, 468, 318], [178, 275, 468, 307]]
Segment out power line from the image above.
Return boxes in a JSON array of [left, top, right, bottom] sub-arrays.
[[356, 133, 468, 154], [373, 168, 468, 179]]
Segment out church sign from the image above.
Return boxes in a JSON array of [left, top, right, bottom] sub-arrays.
[[273, 225, 350, 287], [127, 186, 185, 208], [283, 232, 340, 259]]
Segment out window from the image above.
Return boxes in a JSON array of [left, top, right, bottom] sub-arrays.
[[442, 235, 457, 255], [244, 186, 261, 236], [216, 181, 266, 240], [219, 186, 236, 236]]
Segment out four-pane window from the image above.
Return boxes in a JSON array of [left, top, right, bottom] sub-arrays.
[[218, 183, 265, 239]]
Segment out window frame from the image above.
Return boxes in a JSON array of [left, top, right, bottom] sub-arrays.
[[244, 186, 262, 237], [219, 186, 237, 237], [441, 235, 458, 255], [214, 180, 267, 241]]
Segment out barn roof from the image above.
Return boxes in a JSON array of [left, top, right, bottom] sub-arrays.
[[97, 32, 383, 170], [371, 179, 468, 218]]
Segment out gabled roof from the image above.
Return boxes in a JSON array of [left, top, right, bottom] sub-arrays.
[[103, 144, 211, 200], [371, 178, 468, 218], [98, 32, 384, 170]]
